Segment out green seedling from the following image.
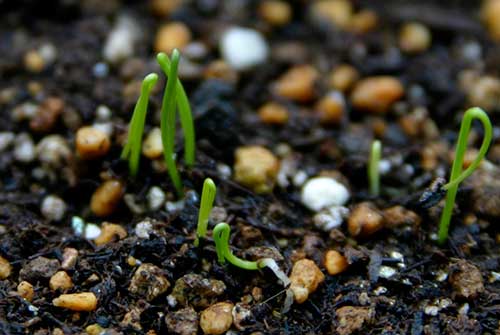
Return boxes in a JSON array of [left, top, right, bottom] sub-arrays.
[[438, 107, 492, 244], [121, 73, 158, 177], [158, 50, 184, 197], [368, 139, 382, 196], [195, 178, 217, 247], [157, 52, 196, 167]]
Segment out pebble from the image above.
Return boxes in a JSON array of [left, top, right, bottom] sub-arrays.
[[234, 145, 280, 194], [93, 62, 109, 77], [135, 220, 154, 239], [30, 97, 64, 133], [155, 22, 192, 54], [382, 205, 421, 229], [467, 76, 500, 111], [232, 303, 253, 331], [481, 0, 500, 41], [399, 22, 432, 53], [0, 132, 14, 152], [220, 27, 269, 71], [311, 0, 353, 29], [128, 263, 170, 301], [329, 64, 359, 92], [324, 250, 348, 275], [378, 266, 397, 279], [272, 65, 319, 102], [147, 186, 166, 210], [142, 127, 163, 159], [315, 91, 345, 125], [0, 256, 12, 279], [13, 133, 36, 163], [348, 202, 384, 237], [258, 0, 292, 26], [40, 195, 67, 221], [24, 50, 45, 73], [94, 222, 127, 246], [49, 271, 73, 291], [449, 259, 484, 299], [92, 121, 113, 138], [200, 302, 234, 335], [19, 257, 60, 282], [350, 76, 404, 114], [301, 176, 350, 212], [36, 135, 72, 167], [165, 307, 199, 335], [350, 9, 378, 34], [85, 223, 102, 240], [52, 292, 97, 312], [313, 205, 349, 231], [183, 41, 209, 61], [289, 258, 325, 303], [335, 306, 373, 335], [17, 281, 35, 301], [150, 0, 184, 16], [169, 274, 226, 308], [90, 179, 124, 217], [61, 248, 78, 270], [258, 102, 289, 125], [204, 59, 239, 84], [103, 15, 140, 64], [12, 102, 37, 122], [76, 126, 111, 160]]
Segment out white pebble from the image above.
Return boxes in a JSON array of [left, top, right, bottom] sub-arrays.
[[92, 122, 113, 137], [435, 270, 448, 282], [0, 132, 14, 152], [165, 199, 185, 213], [14, 133, 36, 163], [12, 102, 37, 122], [378, 159, 391, 175], [72, 216, 85, 236], [459, 303, 469, 315], [135, 220, 153, 239], [93, 62, 109, 77], [220, 27, 269, 70], [313, 205, 349, 231], [424, 305, 439, 316], [36, 135, 71, 167], [96, 105, 112, 121], [373, 286, 387, 296], [38, 43, 57, 64], [378, 266, 397, 279], [292, 170, 308, 187], [85, 223, 101, 239], [147, 186, 166, 211], [489, 271, 500, 283], [41, 195, 66, 221], [301, 177, 350, 212], [217, 163, 232, 179], [103, 15, 140, 64]]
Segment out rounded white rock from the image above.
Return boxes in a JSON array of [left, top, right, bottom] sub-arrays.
[[41, 195, 66, 221], [220, 27, 269, 71], [301, 177, 350, 212]]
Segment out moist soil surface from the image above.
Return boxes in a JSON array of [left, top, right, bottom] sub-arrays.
[[1, 1, 500, 334]]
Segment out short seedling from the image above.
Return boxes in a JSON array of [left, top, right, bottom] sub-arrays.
[[368, 139, 382, 196], [438, 107, 492, 244], [157, 51, 196, 166], [194, 178, 217, 247], [121, 73, 158, 177]]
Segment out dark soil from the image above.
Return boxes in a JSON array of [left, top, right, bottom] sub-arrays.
[[0, 1, 499, 334]]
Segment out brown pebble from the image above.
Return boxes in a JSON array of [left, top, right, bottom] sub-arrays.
[[258, 102, 289, 125], [76, 126, 111, 160], [53, 292, 97, 312], [324, 250, 348, 275], [382, 206, 421, 229], [328, 64, 359, 92], [94, 222, 127, 246], [272, 65, 319, 102], [90, 179, 124, 217], [258, 0, 292, 26], [399, 22, 432, 53], [204, 60, 239, 84], [349, 10, 378, 34], [17, 281, 35, 301], [61, 247, 78, 270], [24, 50, 45, 73], [234, 145, 280, 194], [155, 22, 191, 54], [200, 302, 234, 335], [165, 306, 199, 335], [49, 271, 74, 291], [311, 0, 353, 29], [449, 259, 484, 299], [30, 97, 64, 133], [129, 263, 170, 301], [19, 256, 60, 282], [481, 0, 500, 41], [86, 324, 104, 335], [0, 255, 11, 279], [150, 0, 184, 17], [350, 76, 404, 114], [315, 91, 345, 125], [142, 127, 163, 159], [336, 306, 374, 335], [289, 258, 325, 303], [467, 76, 500, 111], [121, 306, 142, 331], [170, 273, 226, 308], [348, 202, 384, 237]]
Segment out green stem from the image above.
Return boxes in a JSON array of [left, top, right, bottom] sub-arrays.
[[121, 73, 158, 177], [438, 107, 492, 244], [159, 50, 183, 197], [368, 140, 381, 196], [213, 223, 259, 270], [195, 178, 217, 246], [157, 52, 196, 167]]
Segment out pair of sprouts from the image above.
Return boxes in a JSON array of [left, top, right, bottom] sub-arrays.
[[368, 107, 492, 244], [121, 50, 195, 198]]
